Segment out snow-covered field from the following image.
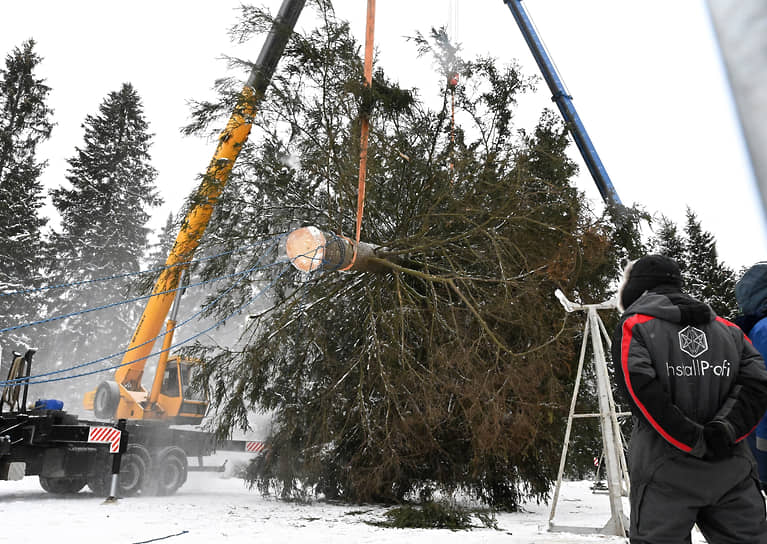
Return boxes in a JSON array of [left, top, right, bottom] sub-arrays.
[[0, 471, 707, 544]]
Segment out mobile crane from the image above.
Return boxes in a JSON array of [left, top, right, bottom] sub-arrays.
[[1, 0, 304, 497]]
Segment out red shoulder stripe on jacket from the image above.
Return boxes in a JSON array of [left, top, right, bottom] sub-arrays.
[[716, 316, 753, 344], [621, 313, 693, 453], [737, 423, 760, 443]]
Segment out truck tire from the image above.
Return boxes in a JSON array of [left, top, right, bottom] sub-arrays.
[[149, 446, 188, 496], [118, 445, 150, 497], [93, 381, 120, 419], [39, 476, 87, 494], [86, 444, 151, 497]]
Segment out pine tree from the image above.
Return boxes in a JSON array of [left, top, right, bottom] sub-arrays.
[[135, 212, 179, 299], [682, 208, 738, 317], [647, 209, 737, 317], [147, 213, 177, 266], [42, 83, 161, 402], [649, 216, 685, 268], [181, 4, 630, 509], [0, 40, 54, 358]]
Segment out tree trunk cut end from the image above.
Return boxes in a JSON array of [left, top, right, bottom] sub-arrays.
[[285, 226, 327, 272], [285, 226, 390, 273]]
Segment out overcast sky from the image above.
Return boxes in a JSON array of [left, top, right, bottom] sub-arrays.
[[1, 0, 764, 271]]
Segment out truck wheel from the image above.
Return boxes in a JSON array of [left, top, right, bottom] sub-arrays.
[[39, 476, 87, 494], [151, 446, 188, 496], [117, 446, 149, 497], [86, 444, 151, 497], [93, 381, 120, 419]]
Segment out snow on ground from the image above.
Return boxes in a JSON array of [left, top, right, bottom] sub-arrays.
[[0, 472, 708, 544]]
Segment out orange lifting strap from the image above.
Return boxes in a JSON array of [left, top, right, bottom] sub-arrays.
[[340, 0, 376, 271]]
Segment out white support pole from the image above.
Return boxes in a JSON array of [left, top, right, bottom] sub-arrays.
[[548, 290, 629, 537], [588, 306, 628, 536], [548, 316, 591, 526], [598, 315, 631, 495]]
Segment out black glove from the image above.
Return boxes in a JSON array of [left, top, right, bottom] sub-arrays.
[[703, 420, 736, 460]]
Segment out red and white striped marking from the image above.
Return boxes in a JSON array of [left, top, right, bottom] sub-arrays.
[[88, 426, 122, 454], [245, 441, 266, 453]]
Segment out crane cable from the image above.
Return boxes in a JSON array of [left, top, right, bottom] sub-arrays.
[[448, 0, 459, 42], [340, 0, 376, 271]]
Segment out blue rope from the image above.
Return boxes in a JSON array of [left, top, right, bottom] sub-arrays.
[[7, 262, 294, 385], [0, 263, 277, 335], [292, 247, 324, 339], [0, 237, 287, 385], [324, 232, 348, 271], [0, 235, 288, 335], [0, 238, 276, 298], [0, 235, 335, 386]]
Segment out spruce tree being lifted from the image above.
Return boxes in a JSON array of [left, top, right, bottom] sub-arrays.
[[189, 2, 639, 508]]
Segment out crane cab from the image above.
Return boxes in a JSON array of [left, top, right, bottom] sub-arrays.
[[155, 356, 209, 425], [84, 356, 208, 425]]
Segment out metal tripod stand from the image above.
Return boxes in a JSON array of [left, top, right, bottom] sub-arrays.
[[548, 290, 630, 537]]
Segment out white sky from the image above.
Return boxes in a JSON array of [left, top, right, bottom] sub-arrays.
[[1, 0, 764, 271]]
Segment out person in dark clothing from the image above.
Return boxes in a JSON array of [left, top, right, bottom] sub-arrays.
[[611, 255, 767, 544], [735, 262, 767, 488]]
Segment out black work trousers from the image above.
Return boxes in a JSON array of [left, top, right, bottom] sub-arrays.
[[630, 454, 767, 543]]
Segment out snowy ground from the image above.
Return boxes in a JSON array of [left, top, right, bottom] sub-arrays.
[[0, 471, 708, 544]]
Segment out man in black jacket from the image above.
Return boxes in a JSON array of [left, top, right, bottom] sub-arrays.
[[611, 255, 767, 543]]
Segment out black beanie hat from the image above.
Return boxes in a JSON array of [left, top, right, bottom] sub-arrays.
[[618, 255, 682, 311]]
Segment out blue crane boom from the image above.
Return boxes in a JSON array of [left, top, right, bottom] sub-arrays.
[[503, 0, 622, 207]]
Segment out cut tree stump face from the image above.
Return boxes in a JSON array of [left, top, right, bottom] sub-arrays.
[[286, 226, 326, 272], [285, 226, 385, 273]]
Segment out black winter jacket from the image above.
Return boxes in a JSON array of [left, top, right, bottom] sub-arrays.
[[611, 287, 767, 460]]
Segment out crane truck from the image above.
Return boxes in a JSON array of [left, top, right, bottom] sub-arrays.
[[0, 0, 305, 497]]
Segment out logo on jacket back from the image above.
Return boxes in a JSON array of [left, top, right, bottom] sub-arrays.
[[666, 325, 730, 377], [678, 326, 708, 357]]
